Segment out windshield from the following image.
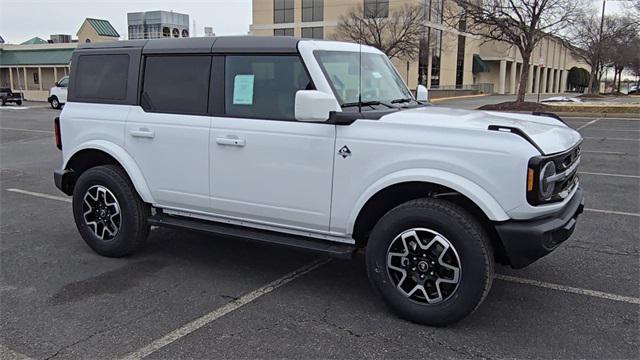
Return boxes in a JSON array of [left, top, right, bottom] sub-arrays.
[[314, 50, 413, 107]]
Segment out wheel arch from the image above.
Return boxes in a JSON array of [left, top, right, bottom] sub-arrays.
[[348, 171, 510, 263], [63, 142, 154, 203]]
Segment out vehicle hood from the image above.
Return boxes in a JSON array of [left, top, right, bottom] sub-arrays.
[[380, 106, 582, 155]]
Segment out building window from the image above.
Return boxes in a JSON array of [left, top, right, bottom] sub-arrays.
[[430, 29, 442, 88], [364, 0, 389, 18], [274, 28, 294, 36], [301, 27, 323, 39], [302, 0, 323, 22], [33, 72, 39, 85], [274, 0, 294, 23], [455, 35, 466, 87], [85, 38, 91, 43]]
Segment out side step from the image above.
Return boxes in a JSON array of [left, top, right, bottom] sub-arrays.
[[148, 213, 357, 259]]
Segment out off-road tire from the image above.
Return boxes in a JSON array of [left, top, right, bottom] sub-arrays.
[[72, 165, 150, 257], [366, 198, 494, 326]]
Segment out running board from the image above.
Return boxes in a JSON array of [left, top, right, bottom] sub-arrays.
[[148, 213, 357, 259]]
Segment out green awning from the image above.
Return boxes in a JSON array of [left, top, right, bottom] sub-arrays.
[[472, 54, 489, 73]]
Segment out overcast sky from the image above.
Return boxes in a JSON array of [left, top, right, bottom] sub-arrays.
[[0, 0, 627, 44]]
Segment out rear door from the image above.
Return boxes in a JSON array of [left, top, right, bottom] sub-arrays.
[[125, 55, 212, 211], [209, 55, 335, 232]]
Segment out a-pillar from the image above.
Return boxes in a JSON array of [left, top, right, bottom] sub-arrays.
[[498, 60, 507, 94], [509, 61, 517, 94], [541, 67, 548, 94], [526, 64, 534, 94]]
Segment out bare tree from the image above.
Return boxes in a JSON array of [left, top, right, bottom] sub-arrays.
[[333, 4, 426, 60], [446, 0, 578, 102], [603, 21, 640, 92], [570, 9, 636, 94]]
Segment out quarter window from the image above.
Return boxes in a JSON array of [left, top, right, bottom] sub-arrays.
[[302, 0, 324, 22], [224, 56, 313, 120], [141, 55, 211, 115], [75, 54, 129, 100], [274, 0, 294, 23]]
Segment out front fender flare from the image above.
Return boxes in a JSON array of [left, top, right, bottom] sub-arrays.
[[346, 169, 510, 235], [64, 140, 155, 204]]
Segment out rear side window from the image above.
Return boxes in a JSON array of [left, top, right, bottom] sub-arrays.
[[224, 55, 313, 120], [75, 54, 129, 100], [141, 55, 211, 115]]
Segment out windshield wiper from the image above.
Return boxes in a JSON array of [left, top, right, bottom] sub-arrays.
[[390, 97, 413, 104], [341, 100, 395, 109]]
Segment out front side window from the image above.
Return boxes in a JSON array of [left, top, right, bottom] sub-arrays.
[[364, 0, 389, 18], [302, 0, 324, 22], [314, 50, 412, 107], [301, 27, 323, 39], [58, 76, 69, 87], [274, 0, 294, 23], [141, 55, 211, 115], [225, 55, 313, 120], [75, 54, 129, 100]]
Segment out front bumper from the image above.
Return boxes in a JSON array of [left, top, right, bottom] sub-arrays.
[[495, 187, 584, 269]]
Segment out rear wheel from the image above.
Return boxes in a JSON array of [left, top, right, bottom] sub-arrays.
[[366, 198, 494, 326], [16, 100, 22, 106], [72, 165, 150, 257], [1, 97, 6, 106]]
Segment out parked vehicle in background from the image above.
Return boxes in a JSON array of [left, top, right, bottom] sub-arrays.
[[629, 85, 639, 95], [53, 37, 584, 326], [0, 87, 23, 106], [48, 76, 69, 109]]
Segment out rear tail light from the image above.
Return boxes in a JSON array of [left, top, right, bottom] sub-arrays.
[[54, 117, 62, 150]]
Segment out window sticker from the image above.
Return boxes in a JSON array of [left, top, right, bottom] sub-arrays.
[[233, 74, 255, 105]]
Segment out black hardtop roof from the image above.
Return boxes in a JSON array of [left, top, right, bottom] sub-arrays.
[[77, 36, 302, 54]]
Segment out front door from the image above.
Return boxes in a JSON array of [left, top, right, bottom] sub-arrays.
[[126, 55, 212, 211], [209, 55, 335, 232]]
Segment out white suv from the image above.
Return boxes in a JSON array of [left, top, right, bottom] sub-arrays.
[[54, 37, 584, 325], [48, 76, 68, 109]]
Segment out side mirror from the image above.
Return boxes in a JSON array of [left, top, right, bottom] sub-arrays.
[[416, 85, 428, 102], [294, 90, 338, 122]]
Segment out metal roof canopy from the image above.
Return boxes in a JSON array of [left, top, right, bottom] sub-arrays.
[[86, 18, 120, 38], [77, 36, 301, 54], [0, 48, 74, 66]]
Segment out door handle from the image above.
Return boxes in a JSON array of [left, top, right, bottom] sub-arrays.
[[129, 128, 155, 139], [216, 137, 245, 147]]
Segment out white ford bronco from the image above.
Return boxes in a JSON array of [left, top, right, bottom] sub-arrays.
[[54, 37, 584, 325]]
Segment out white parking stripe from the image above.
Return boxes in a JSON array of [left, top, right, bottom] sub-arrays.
[[6, 188, 71, 203], [121, 258, 331, 360], [579, 171, 640, 179], [0, 127, 53, 133], [580, 150, 628, 155], [576, 119, 599, 131], [583, 136, 640, 142], [0, 345, 32, 360], [584, 208, 640, 217], [584, 129, 640, 132], [496, 275, 640, 305]]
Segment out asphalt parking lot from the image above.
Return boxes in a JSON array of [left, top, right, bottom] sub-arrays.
[[1, 103, 638, 359]]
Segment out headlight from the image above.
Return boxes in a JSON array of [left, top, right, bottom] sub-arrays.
[[539, 161, 556, 200]]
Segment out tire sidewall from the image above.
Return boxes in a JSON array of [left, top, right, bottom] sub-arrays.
[[72, 168, 141, 255], [366, 202, 491, 325], [51, 97, 59, 109]]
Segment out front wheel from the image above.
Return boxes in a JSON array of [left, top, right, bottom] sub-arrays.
[[366, 198, 494, 326], [72, 165, 150, 257], [50, 97, 60, 109]]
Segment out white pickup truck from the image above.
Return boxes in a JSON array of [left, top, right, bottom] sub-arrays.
[[54, 37, 583, 325]]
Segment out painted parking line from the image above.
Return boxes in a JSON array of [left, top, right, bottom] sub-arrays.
[[579, 171, 640, 179], [583, 136, 640, 142], [0, 127, 53, 134], [584, 208, 640, 217], [582, 129, 640, 132], [580, 150, 628, 155], [121, 258, 331, 360], [6, 188, 71, 203], [576, 119, 599, 131], [496, 275, 640, 305]]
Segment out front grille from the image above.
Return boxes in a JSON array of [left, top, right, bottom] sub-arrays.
[[549, 145, 581, 201]]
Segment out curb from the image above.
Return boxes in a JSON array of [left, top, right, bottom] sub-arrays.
[[430, 94, 488, 102]]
